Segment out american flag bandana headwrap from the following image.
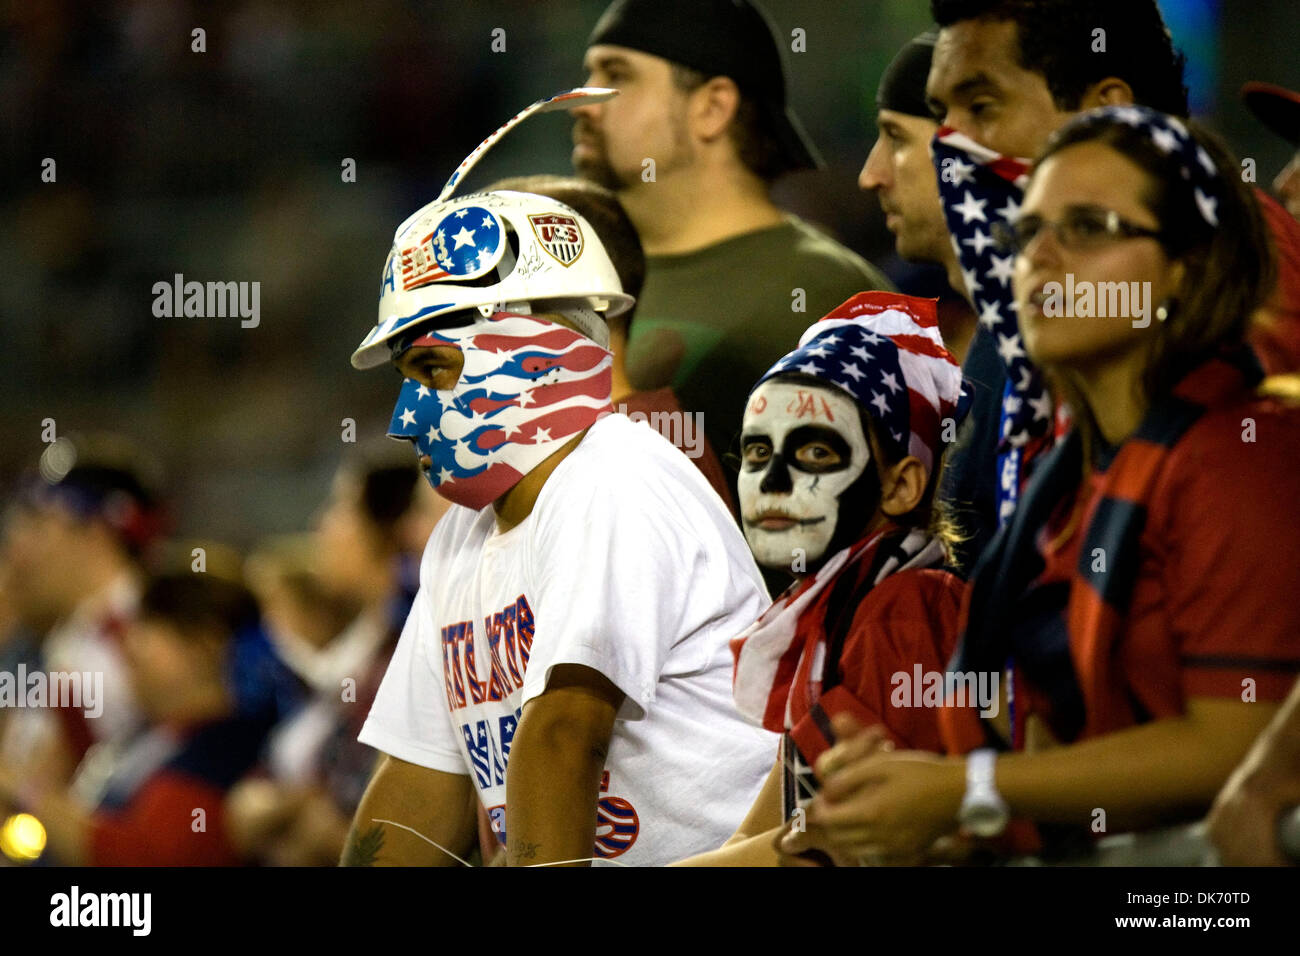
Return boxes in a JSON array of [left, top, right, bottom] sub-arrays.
[[1065, 106, 1225, 230], [932, 128, 1055, 525], [755, 292, 969, 476], [387, 312, 612, 510]]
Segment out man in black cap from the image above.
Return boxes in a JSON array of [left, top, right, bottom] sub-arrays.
[[861, 33, 949, 270], [859, 31, 974, 362], [1243, 82, 1300, 223], [571, 0, 893, 508], [859, 31, 992, 576]]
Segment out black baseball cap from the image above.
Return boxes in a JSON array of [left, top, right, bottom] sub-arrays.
[[877, 31, 938, 120], [587, 0, 823, 173], [1242, 82, 1300, 146]]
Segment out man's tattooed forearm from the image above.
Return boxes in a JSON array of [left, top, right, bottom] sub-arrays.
[[510, 839, 541, 861], [341, 823, 385, 866]]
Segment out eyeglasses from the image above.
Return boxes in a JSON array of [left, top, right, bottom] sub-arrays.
[[992, 206, 1165, 255]]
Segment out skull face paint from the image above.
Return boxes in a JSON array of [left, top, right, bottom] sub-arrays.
[[738, 380, 874, 571]]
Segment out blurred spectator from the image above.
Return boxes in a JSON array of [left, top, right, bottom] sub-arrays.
[[225, 444, 436, 866], [0, 540, 40, 670], [571, 0, 894, 500], [1240, 81, 1300, 373], [1, 436, 166, 793], [0, 547, 44, 790], [1242, 81, 1300, 223], [0, 569, 296, 865], [247, 535, 364, 689]]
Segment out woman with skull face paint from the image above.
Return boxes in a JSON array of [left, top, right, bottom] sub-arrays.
[[674, 291, 970, 867]]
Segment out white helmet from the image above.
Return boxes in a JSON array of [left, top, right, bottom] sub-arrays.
[[351, 190, 634, 369], [351, 88, 634, 370]]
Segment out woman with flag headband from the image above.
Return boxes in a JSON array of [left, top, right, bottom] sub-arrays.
[[779, 107, 1300, 867], [675, 290, 971, 866]]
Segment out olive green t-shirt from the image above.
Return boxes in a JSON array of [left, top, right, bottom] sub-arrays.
[[625, 215, 895, 475]]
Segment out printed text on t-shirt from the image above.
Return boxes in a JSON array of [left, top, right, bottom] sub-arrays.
[[440, 594, 535, 711]]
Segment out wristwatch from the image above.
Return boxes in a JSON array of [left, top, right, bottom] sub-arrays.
[[958, 748, 1010, 838]]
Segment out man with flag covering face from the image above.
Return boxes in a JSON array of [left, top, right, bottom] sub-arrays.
[[924, 0, 1192, 546], [925, 0, 1300, 557], [674, 291, 970, 867], [343, 94, 776, 868]]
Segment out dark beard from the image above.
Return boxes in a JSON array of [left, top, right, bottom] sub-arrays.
[[571, 119, 629, 191], [572, 151, 626, 191]]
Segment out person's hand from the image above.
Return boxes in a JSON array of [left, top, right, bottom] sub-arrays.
[[770, 820, 831, 866], [770, 715, 893, 866], [1207, 752, 1300, 866], [779, 713, 963, 865], [817, 716, 896, 778]]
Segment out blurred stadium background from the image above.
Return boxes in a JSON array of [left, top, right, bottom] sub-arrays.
[[0, 0, 1293, 545]]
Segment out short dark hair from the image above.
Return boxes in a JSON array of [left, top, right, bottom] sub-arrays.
[[140, 572, 260, 644], [931, 0, 1189, 117], [488, 174, 645, 313], [25, 434, 166, 559], [338, 439, 420, 552], [670, 64, 788, 183]]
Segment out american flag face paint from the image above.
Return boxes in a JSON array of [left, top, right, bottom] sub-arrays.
[[387, 312, 612, 510], [738, 380, 871, 569]]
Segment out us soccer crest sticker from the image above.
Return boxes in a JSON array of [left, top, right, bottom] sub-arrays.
[[527, 213, 584, 266], [399, 205, 504, 291]]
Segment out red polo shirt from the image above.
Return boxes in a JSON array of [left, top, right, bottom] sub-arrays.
[[945, 392, 1300, 755]]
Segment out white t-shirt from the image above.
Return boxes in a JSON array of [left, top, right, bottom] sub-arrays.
[[360, 413, 777, 866]]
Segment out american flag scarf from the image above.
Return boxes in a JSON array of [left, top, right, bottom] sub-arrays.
[[944, 348, 1264, 751], [732, 525, 945, 732], [932, 128, 1056, 526]]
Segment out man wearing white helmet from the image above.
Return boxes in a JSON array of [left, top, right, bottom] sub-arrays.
[[344, 95, 777, 867]]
